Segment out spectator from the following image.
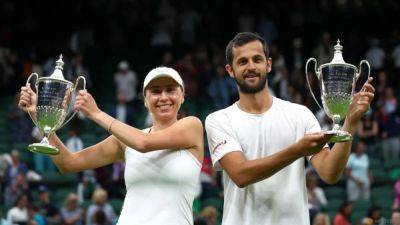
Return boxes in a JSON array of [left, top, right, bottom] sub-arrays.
[[333, 202, 352, 225], [207, 65, 237, 109], [107, 91, 135, 126], [306, 172, 327, 220], [86, 189, 116, 225], [0, 211, 10, 225], [0, 153, 11, 203], [8, 93, 32, 143], [380, 87, 398, 114], [376, 71, 390, 99], [257, 15, 279, 44], [357, 110, 379, 155], [377, 105, 400, 161], [312, 212, 330, 225], [37, 185, 61, 225], [27, 204, 45, 225], [312, 32, 333, 65], [394, 175, 400, 209], [160, 51, 174, 67], [77, 170, 97, 203], [199, 156, 220, 200], [65, 53, 92, 89], [60, 193, 84, 225], [366, 206, 386, 225], [361, 217, 373, 225], [3, 150, 28, 187], [7, 195, 28, 225], [365, 38, 385, 72], [178, 2, 201, 46], [357, 111, 379, 155], [111, 162, 124, 197], [345, 141, 372, 201], [92, 210, 107, 225], [199, 206, 218, 225], [4, 173, 30, 209], [291, 37, 304, 70], [392, 209, 400, 225], [65, 128, 84, 153], [113, 61, 138, 104], [176, 53, 199, 98]]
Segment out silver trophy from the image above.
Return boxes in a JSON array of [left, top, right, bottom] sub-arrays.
[[25, 55, 86, 154], [305, 40, 370, 142]]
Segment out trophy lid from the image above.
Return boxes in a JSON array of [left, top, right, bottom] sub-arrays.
[[330, 40, 346, 64], [49, 54, 66, 80]]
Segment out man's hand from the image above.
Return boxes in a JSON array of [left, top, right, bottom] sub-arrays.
[[347, 77, 375, 125], [292, 132, 333, 157]]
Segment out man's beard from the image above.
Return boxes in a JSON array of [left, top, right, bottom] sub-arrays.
[[235, 73, 267, 94]]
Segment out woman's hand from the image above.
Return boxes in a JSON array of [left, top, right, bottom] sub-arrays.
[[18, 84, 37, 115], [74, 90, 102, 120]]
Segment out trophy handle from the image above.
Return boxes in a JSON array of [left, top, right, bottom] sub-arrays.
[[305, 58, 323, 110], [25, 73, 39, 127], [59, 76, 87, 128], [356, 60, 371, 91]]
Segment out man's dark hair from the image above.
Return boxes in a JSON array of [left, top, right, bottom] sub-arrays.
[[225, 32, 269, 66]]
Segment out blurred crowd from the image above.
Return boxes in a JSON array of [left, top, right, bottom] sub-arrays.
[[1, 0, 400, 225]]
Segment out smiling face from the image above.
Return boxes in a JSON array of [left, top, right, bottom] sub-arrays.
[[226, 40, 272, 94], [144, 77, 184, 122]]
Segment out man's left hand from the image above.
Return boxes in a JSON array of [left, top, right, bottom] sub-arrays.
[[347, 77, 375, 125]]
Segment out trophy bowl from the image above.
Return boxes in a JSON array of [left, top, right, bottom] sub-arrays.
[[26, 55, 86, 154], [306, 40, 370, 142]]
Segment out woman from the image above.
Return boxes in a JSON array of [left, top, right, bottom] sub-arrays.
[[19, 67, 204, 225], [333, 202, 352, 225], [86, 189, 115, 225], [345, 141, 372, 202], [312, 213, 330, 225], [6, 194, 29, 225], [306, 172, 327, 220], [60, 193, 84, 225]]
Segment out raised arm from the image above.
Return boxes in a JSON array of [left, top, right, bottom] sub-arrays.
[[74, 90, 203, 153], [49, 134, 125, 173], [311, 77, 375, 184], [18, 84, 125, 174]]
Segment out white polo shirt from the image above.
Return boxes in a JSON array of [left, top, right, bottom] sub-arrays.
[[205, 97, 323, 225]]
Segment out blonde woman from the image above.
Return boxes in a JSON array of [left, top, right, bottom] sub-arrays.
[[19, 67, 204, 225], [60, 193, 84, 225], [86, 189, 115, 225]]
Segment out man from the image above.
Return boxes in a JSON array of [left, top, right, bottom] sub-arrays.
[[205, 32, 374, 225]]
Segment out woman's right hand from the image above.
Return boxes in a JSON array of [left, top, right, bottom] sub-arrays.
[[18, 84, 37, 114]]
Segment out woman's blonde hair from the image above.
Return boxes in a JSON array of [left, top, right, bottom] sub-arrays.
[[91, 188, 108, 205], [312, 212, 330, 225], [64, 193, 79, 208]]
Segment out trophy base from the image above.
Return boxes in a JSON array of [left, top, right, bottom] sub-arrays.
[[28, 143, 60, 155], [324, 130, 352, 142]]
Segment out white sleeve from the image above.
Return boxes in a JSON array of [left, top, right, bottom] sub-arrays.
[[205, 113, 243, 171], [302, 106, 329, 161]]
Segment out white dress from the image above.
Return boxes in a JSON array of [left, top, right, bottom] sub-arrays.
[[116, 128, 201, 225]]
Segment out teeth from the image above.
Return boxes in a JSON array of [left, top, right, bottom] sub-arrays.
[[159, 105, 171, 110]]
